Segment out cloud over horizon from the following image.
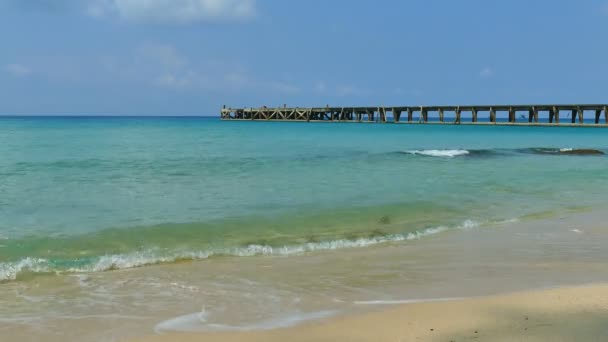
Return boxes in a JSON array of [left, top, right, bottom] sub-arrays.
[[3, 64, 32, 77], [479, 67, 494, 78], [89, 0, 256, 23], [2, 0, 256, 23]]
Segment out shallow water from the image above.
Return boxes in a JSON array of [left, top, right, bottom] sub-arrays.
[[1, 117, 608, 340], [1, 117, 607, 280]]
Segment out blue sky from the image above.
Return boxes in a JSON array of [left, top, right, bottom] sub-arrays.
[[1, 0, 607, 115]]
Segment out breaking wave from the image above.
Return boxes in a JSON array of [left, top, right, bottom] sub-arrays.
[[403, 149, 470, 158], [400, 149, 499, 158], [0, 220, 479, 282]]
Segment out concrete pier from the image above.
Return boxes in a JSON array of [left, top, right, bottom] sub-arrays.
[[220, 104, 608, 126]]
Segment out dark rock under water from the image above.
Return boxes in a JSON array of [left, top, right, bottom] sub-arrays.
[[558, 149, 604, 155], [526, 148, 605, 156]]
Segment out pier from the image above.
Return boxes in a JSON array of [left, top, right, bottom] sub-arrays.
[[221, 104, 608, 126]]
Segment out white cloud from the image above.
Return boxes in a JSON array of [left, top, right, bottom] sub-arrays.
[[154, 72, 194, 88], [214, 71, 300, 93], [264, 80, 300, 94], [3, 63, 32, 77], [314, 81, 327, 93], [314, 81, 369, 97], [133, 42, 196, 88], [85, 2, 108, 18], [137, 42, 188, 69], [393, 87, 422, 97], [479, 67, 494, 78], [87, 0, 256, 23], [100, 42, 297, 93], [336, 84, 368, 97]]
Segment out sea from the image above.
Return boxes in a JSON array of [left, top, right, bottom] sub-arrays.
[[1, 116, 608, 341]]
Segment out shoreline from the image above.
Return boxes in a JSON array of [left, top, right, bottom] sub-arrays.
[[132, 283, 608, 342], [3, 208, 608, 342]]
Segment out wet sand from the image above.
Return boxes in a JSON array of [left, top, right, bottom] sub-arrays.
[[133, 283, 608, 342]]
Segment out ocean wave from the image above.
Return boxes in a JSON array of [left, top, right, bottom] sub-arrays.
[[0, 258, 51, 281], [402, 149, 470, 158], [0, 221, 479, 282]]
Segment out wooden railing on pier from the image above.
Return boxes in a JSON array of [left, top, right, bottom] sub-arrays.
[[220, 104, 608, 126]]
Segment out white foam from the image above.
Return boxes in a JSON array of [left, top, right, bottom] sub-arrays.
[[0, 258, 49, 281], [155, 310, 337, 333], [497, 218, 520, 225], [458, 219, 480, 231], [2, 220, 475, 281], [354, 297, 465, 305], [559, 148, 574, 152], [404, 149, 470, 158], [69, 274, 92, 287]]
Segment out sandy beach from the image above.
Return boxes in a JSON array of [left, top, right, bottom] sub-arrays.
[[133, 283, 608, 342]]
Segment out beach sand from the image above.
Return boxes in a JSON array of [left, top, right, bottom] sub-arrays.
[[132, 283, 608, 342]]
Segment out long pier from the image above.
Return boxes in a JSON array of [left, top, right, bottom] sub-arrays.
[[221, 104, 608, 125]]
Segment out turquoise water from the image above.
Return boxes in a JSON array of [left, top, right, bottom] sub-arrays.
[[1, 117, 607, 281]]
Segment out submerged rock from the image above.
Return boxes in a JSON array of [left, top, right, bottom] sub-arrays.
[[559, 149, 604, 155], [529, 148, 605, 156]]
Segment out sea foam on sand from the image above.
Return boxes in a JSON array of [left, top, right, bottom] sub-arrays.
[[135, 284, 608, 342]]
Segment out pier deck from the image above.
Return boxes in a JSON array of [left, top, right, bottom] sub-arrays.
[[221, 104, 608, 126]]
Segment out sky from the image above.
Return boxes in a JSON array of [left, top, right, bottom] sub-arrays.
[[0, 0, 607, 116]]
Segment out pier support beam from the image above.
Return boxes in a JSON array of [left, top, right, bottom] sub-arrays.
[[577, 108, 584, 124], [472, 108, 478, 123], [378, 107, 387, 123], [595, 110, 602, 124], [605, 106, 608, 124], [571, 110, 577, 124], [420, 107, 428, 123], [528, 109, 534, 123], [438, 108, 444, 122], [455, 108, 461, 124], [490, 107, 496, 123], [407, 109, 413, 122], [552, 107, 560, 123], [508, 107, 515, 123], [394, 109, 402, 123]]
